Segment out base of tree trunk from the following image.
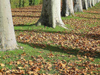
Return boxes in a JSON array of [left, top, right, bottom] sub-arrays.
[[87, 0, 92, 8], [36, 19, 68, 29], [36, 0, 68, 29], [0, 45, 19, 51], [61, 0, 74, 17], [82, 0, 88, 10], [74, 0, 83, 12]]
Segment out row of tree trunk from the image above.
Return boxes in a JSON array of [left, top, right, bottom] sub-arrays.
[[0, 0, 100, 51], [36, 0, 100, 29], [62, 0, 100, 17]]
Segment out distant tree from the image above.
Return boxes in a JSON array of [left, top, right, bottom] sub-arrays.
[[61, 0, 74, 17], [87, 0, 92, 8], [0, 0, 18, 51], [82, 0, 88, 10], [91, 0, 95, 6], [19, 0, 21, 7], [74, 0, 83, 12], [36, 0, 68, 29], [61, 0, 69, 16], [22, 0, 25, 7], [29, 0, 32, 5]]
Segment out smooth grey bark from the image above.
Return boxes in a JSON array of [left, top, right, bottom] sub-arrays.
[[82, 0, 88, 10], [67, 0, 74, 16], [61, 0, 69, 16], [94, 0, 99, 5], [97, 0, 100, 2], [94, 0, 96, 4], [87, 0, 92, 8], [61, 0, 74, 16], [0, 0, 18, 51], [96, 0, 100, 3], [36, 0, 68, 29], [74, 0, 83, 12], [91, 0, 95, 6], [98, 0, 100, 2]]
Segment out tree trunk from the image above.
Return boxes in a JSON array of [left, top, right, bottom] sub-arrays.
[[61, 0, 74, 16], [19, 0, 21, 7], [29, 0, 32, 5], [96, 0, 100, 3], [36, 0, 68, 29], [91, 0, 95, 6], [87, 0, 92, 8], [0, 0, 18, 51], [67, 0, 74, 16], [74, 0, 83, 12], [82, 0, 88, 10], [96, 0, 99, 3], [22, 0, 25, 7], [61, 0, 69, 16]]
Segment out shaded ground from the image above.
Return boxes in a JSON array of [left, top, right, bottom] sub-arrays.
[[12, 4, 42, 25]]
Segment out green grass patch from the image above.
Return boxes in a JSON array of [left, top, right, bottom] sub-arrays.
[[0, 43, 100, 74], [14, 25, 67, 33]]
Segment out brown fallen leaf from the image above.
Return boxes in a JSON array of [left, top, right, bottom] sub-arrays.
[[0, 63, 5, 67], [88, 57, 94, 61], [18, 67, 24, 70], [0, 72, 2, 75]]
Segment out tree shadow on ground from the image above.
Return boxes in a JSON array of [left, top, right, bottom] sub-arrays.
[[78, 16, 100, 20], [12, 15, 40, 18], [19, 42, 100, 58], [69, 32, 100, 40], [14, 24, 36, 26], [15, 29, 100, 40], [12, 11, 41, 13], [86, 12, 100, 15], [84, 33, 100, 40]]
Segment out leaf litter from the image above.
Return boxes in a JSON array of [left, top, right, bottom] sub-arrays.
[[0, 3, 100, 75]]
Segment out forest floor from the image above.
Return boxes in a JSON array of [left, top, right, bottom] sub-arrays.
[[0, 3, 100, 75]]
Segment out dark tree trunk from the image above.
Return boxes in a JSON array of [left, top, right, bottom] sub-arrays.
[[61, 0, 69, 16], [19, 0, 21, 7], [62, 0, 74, 16], [82, 0, 88, 10]]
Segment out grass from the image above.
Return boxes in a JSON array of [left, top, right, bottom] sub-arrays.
[[14, 25, 69, 36], [0, 43, 100, 74], [0, 2, 100, 75]]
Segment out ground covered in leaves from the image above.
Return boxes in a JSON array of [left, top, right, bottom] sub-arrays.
[[0, 3, 100, 75]]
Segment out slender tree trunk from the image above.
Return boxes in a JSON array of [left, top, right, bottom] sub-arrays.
[[74, 0, 83, 12], [36, 0, 68, 29], [29, 0, 32, 5], [97, 0, 100, 3], [94, 0, 97, 5], [61, 0, 74, 16], [96, 0, 99, 3], [67, 0, 74, 16], [82, 0, 88, 10], [0, 0, 18, 51], [19, 0, 21, 7], [87, 0, 92, 8], [22, 0, 24, 7], [91, 0, 95, 6], [61, 0, 69, 16]]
